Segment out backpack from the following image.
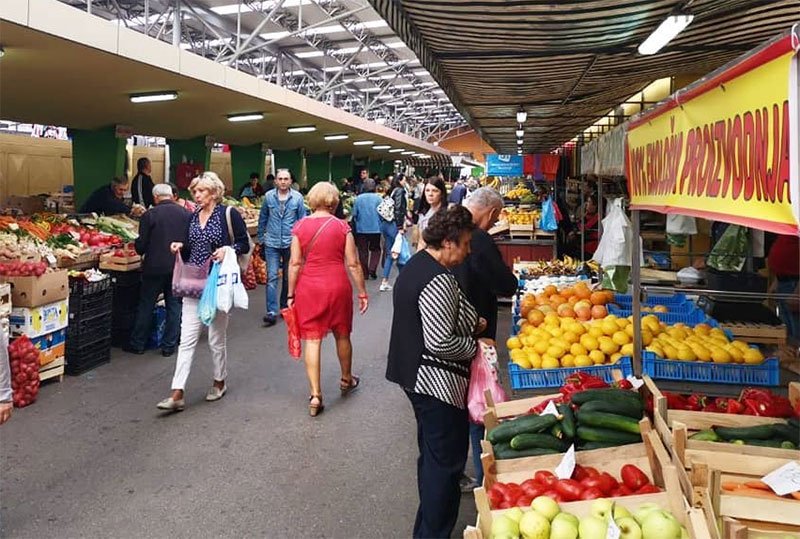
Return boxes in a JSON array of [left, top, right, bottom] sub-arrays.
[[377, 194, 395, 222]]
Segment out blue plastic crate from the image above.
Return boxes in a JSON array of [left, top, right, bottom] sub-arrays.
[[508, 356, 634, 390], [641, 352, 779, 386], [613, 293, 690, 307], [607, 304, 711, 325], [146, 306, 166, 349]]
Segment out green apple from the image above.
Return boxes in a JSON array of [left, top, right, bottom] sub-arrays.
[[579, 516, 608, 539], [550, 514, 578, 539], [641, 510, 682, 539], [530, 496, 560, 521], [519, 510, 550, 539], [681, 526, 690, 539], [590, 498, 632, 521], [491, 515, 520, 539], [634, 503, 662, 525], [616, 517, 643, 539], [505, 507, 524, 524]]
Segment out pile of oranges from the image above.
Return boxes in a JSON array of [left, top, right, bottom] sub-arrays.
[[519, 282, 613, 323]]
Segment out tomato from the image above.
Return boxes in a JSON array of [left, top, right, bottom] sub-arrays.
[[489, 482, 508, 499], [583, 466, 600, 478], [497, 500, 513, 510], [636, 484, 661, 494], [555, 479, 584, 502], [597, 472, 618, 495], [542, 490, 562, 502], [517, 495, 534, 507], [580, 487, 605, 500], [620, 464, 650, 491], [612, 485, 634, 497], [572, 464, 589, 481], [487, 487, 504, 507], [580, 477, 605, 490], [534, 470, 557, 488], [504, 484, 524, 502], [521, 479, 544, 498]]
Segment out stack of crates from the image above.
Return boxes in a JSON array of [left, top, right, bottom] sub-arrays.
[[109, 271, 141, 347], [66, 276, 113, 375]]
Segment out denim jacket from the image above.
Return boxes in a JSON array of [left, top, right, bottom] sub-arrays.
[[257, 189, 307, 248]]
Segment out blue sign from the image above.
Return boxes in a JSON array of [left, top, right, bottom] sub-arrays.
[[486, 154, 524, 176]]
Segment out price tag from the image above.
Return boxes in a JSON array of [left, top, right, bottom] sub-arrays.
[[606, 513, 621, 539], [626, 375, 644, 390], [554, 444, 576, 480], [541, 400, 560, 418], [46, 254, 57, 267], [762, 461, 800, 496]]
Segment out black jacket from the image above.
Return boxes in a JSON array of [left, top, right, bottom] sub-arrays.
[[134, 200, 192, 274], [391, 187, 407, 228], [131, 173, 155, 207], [80, 185, 130, 215], [181, 205, 251, 262], [453, 229, 518, 340]]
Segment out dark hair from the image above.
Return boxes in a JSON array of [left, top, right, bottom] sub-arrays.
[[136, 157, 149, 172], [418, 177, 447, 215], [389, 174, 405, 193], [249, 172, 260, 180], [266, 174, 275, 182], [422, 206, 475, 249], [167, 182, 179, 197]]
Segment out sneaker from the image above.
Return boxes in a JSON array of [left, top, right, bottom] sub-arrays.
[[460, 474, 479, 493], [263, 314, 277, 327], [369, 272, 378, 280], [156, 397, 185, 411], [379, 282, 393, 292], [205, 385, 227, 402]]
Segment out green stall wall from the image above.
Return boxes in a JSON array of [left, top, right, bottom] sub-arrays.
[[70, 126, 127, 208], [167, 136, 211, 185], [330, 155, 352, 187], [272, 149, 303, 184], [305, 153, 330, 186], [230, 144, 265, 193]]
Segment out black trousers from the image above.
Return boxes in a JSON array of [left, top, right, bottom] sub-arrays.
[[406, 391, 469, 539], [355, 233, 381, 276]]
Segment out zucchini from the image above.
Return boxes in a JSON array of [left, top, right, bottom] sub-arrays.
[[579, 440, 638, 451], [571, 388, 643, 407], [689, 429, 722, 442], [714, 425, 776, 441], [769, 423, 799, 444], [577, 426, 642, 445], [487, 414, 559, 444], [510, 433, 568, 452], [577, 411, 641, 434], [557, 403, 576, 439], [734, 438, 797, 449], [495, 446, 560, 460], [578, 399, 643, 419]]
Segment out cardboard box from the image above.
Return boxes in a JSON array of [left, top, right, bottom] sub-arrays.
[[3, 269, 69, 308], [10, 299, 69, 338], [4, 195, 46, 215], [30, 328, 66, 366]]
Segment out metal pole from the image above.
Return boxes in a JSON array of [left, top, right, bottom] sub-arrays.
[[276, 52, 283, 86], [631, 209, 643, 376], [172, 0, 181, 47], [144, 0, 149, 34], [597, 177, 604, 237], [87, 0, 92, 14], [580, 187, 585, 262], [236, 0, 242, 68]]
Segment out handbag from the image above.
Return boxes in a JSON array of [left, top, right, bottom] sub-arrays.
[[377, 195, 395, 222], [171, 254, 211, 299], [225, 206, 255, 272]]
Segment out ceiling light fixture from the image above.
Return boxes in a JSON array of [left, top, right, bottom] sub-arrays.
[[324, 134, 349, 141], [130, 91, 178, 103], [401, 151, 415, 155], [389, 148, 405, 153], [287, 125, 316, 133], [517, 150, 523, 155], [638, 12, 694, 55], [516, 129, 524, 138], [227, 113, 264, 122], [0, 47, 5, 58], [517, 139, 524, 145], [516, 106, 527, 123], [353, 140, 374, 146], [373, 145, 391, 150]]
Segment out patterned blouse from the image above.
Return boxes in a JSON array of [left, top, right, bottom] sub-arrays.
[[187, 205, 225, 266]]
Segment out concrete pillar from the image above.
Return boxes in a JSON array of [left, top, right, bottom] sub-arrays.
[[305, 152, 330, 187], [69, 126, 126, 208], [230, 144, 266, 192]]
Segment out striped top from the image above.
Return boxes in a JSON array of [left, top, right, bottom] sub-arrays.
[[387, 250, 478, 409]]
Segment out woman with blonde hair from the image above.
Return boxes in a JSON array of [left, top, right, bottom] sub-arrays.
[[157, 172, 250, 411], [286, 182, 369, 416]]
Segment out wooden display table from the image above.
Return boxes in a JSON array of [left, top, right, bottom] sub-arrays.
[[495, 238, 557, 270]]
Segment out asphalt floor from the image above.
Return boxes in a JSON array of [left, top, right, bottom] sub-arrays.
[[0, 277, 492, 538]]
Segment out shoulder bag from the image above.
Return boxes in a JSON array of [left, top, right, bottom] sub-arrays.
[[225, 205, 255, 271]]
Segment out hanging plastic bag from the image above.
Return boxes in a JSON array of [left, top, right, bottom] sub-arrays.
[[592, 198, 643, 293], [171, 254, 210, 299], [392, 233, 412, 265], [198, 261, 221, 326], [467, 342, 507, 425], [538, 198, 558, 231], [216, 247, 235, 313], [707, 225, 749, 272], [280, 306, 302, 359], [666, 214, 697, 235]]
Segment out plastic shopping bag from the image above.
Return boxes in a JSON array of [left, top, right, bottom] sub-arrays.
[[538, 198, 558, 231], [391, 233, 412, 265], [171, 254, 210, 299], [198, 261, 221, 326], [592, 198, 643, 293], [217, 246, 248, 312], [280, 306, 302, 359], [467, 342, 507, 425]]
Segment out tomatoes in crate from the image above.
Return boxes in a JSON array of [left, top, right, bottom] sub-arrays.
[[8, 336, 40, 408]]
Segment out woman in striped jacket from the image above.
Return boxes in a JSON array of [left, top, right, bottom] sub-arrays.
[[387, 205, 486, 539]]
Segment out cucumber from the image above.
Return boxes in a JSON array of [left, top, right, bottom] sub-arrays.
[[577, 411, 641, 434], [577, 426, 642, 444], [570, 388, 643, 407], [557, 403, 576, 439], [689, 429, 722, 442], [578, 399, 643, 419], [735, 438, 797, 449], [510, 433, 568, 452], [769, 423, 800, 444], [714, 425, 776, 441], [579, 440, 638, 451], [551, 422, 564, 440], [495, 446, 560, 460], [487, 414, 559, 444]]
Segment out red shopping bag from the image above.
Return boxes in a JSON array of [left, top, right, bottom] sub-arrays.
[[280, 306, 302, 359], [467, 342, 507, 424]]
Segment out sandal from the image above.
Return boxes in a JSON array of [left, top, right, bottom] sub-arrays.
[[309, 395, 324, 417], [340, 375, 361, 397]]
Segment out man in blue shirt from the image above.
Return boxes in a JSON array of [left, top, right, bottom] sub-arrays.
[[350, 178, 383, 279], [257, 169, 307, 327], [447, 177, 467, 207]]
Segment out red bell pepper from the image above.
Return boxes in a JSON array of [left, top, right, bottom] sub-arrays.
[[560, 372, 608, 399], [662, 391, 690, 411], [529, 396, 563, 415]]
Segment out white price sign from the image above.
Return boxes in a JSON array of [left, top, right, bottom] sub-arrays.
[[762, 461, 800, 496], [541, 400, 560, 418], [555, 444, 576, 480], [606, 513, 621, 539], [626, 375, 644, 390]]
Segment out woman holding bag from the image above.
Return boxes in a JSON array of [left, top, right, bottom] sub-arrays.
[[157, 172, 250, 412], [286, 182, 368, 417]]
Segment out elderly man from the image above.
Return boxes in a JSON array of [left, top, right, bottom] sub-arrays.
[[126, 184, 191, 356], [453, 187, 518, 491], [80, 176, 135, 215]]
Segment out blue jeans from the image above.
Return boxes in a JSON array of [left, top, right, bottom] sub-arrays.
[[129, 273, 182, 352], [380, 220, 404, 280], [265, 246, 290, 316], [469, 423, 485, 485], [777, 279, 799, 339]]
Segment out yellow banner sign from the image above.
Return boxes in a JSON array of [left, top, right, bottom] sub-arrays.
[[626, 37, 797, 235]]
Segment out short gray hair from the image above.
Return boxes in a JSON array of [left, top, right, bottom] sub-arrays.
[[465, 187, 503, 210], [111, 176, 128, 187], [152, 183, 173, 199]]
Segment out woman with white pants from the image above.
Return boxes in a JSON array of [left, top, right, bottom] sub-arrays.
[[157, 172, 250, 411]]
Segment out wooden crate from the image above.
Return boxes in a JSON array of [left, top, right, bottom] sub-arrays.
[[58, 250, 99, 270], [720, 515, 800, 538], [0, 282, 10, 318], [719, 322, 787, 345], [39, 356, 64, 383], [509, 223, 535, 239], [99, 252, 142, 272]]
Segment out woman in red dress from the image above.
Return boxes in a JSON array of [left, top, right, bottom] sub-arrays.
[[287, 182, 369, 416]]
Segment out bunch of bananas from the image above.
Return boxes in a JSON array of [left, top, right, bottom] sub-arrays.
[[517, 256, 599, 277], [505, 185, 533, 200], [484, 177, 501, 189], [504, 209, 540, 224]]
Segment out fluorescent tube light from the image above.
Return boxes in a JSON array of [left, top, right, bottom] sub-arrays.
[[228, 113, 264, 122], [353, 140, 374, 146], [130, 92, 178, 103], [287, 126, 316, 133], [389, 148, 405, 153], [516, 107, 527, 123], [373, 145, 391, 150], [516, 129, 524, 138], [517, 139, 524, 145], [324, 134, 349, 141], [401, 151, 415, 155], [638, 14, 694, 55]]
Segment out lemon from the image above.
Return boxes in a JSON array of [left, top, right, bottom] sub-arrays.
[[727, 346, 744, 364], [547, 345, 566, 359], [692, 345, 711, 362], [663, 345, 678, 360], [642, 330, 654, 346], [510, 349, 525, 362], [561, 354, 576, 368], [620, 343, 634, 357], [549, 327, 564, 338], [589, 350, 606, 364], [602, 320, 619, 336], [612, 331, 631, 346], [541, 356, 560, 369], [533, 340, 549, 355], [570, 343, 588, 356], [615, 318, 628, 329], [569, 323, 587, 336], [624, 324, 635, 338], [599, 337, 620, 355], [743, 348, 765, 364], [515, 356, 533, 369], [610, 353, 623, 364], [694, 323, 711, 336], [588, 327, 604, 339], [646, 344, 664, 357], [562, 331, 579, 345], [580, 334, 599, 351], [575, 355, 593, 367], [544, 314, 560, 327], [677, 347, 697, 362], [507, 337, 522, 350], [732, 340, 750, 351], [711, 349, 732, 363]]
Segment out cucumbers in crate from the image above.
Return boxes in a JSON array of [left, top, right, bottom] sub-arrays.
[[577, 426, 642, 445], [571, 388, 643, 407], [494, 444, 560, 460], [487, 414, 558, 444], [557, 403, 576, 439], [714, 425, 779, 441], [509, 433, 568, 452], [576, 411, 641, 434], [577, 399, 643, 419]]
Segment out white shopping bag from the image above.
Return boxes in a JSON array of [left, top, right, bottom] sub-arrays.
[[666, 214, 697, 235], [217, 247, 248, 312], [391, 232, 404, 255], [592, 198, 644, 267]]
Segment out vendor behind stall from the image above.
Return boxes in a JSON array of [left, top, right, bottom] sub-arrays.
[[567, 195, 600, 258], [81, 176, 144, 216], [768, 234, 799, 339], [238, 172, 265, 200]]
